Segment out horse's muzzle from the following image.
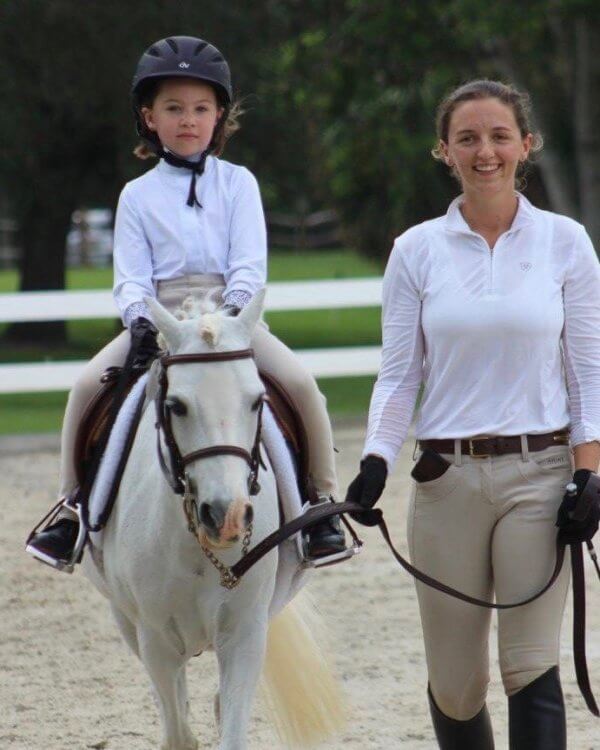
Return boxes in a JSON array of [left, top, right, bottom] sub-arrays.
[[199, 499, 253, 546]]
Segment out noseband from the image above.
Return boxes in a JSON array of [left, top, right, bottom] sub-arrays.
[[154, 349, 266, 530]]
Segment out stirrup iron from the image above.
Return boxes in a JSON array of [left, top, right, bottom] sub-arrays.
[[302, 543, 362, 569], [300, 498, 362, 569], [25, 498, 87, 574]]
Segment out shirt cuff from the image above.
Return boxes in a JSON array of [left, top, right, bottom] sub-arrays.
[[361, 445, 396, 473], [124, 301, 152, 328], [224, 290, 252, 310]]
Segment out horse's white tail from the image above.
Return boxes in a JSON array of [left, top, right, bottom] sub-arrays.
[[260, 589, 346, 747]]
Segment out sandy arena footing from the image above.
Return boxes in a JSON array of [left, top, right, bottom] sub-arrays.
[[1, 423, 598, 749]]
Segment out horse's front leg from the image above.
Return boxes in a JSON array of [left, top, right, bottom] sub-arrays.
[[214, 603, 269, 750], [138, 627, 198, 750]]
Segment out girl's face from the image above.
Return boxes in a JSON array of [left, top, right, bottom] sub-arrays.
[[142, 78, 223, 158], [440, 97, 532, 200]]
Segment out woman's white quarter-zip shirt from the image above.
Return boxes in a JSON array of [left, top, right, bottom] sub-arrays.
[[364, 194, 600, 468], [113, 155, 267, 320]]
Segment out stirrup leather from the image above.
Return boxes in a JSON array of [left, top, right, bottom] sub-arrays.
[[25, 497, 87, 574]]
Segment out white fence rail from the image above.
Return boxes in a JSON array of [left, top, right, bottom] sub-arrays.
[[0, 278, 383, 393]]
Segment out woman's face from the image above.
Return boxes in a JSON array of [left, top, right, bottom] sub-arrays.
[[440, 97, 532, 200], [142, 78, 223, 158]]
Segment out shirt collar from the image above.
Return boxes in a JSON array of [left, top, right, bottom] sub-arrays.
[[444, 192, 536, 235], [157, 153, 214, 178]]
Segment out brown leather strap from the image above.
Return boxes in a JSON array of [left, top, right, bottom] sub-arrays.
[[230, 502, 566, 609], [571, 542, 599, 716], [182, 445, 253, 466], [162, 350, 254, 366], [420, 430, 569, 457], [226, 501, 599, 714]]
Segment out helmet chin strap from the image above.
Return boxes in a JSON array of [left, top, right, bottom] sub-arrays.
[[160, 147, 210, 207]]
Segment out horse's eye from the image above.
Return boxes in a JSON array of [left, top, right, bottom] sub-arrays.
[[165, 397, 187, 416]]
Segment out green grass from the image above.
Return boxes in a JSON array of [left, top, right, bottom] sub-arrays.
[[0, 250, 382, 433], [0, 392, 69, 434]]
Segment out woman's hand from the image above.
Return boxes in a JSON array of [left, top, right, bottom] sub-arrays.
[[556, 469, 600, 544], [345, 454, 388, 524]]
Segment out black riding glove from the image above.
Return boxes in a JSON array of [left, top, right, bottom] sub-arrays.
[[129, 316, 160, 371], [345, 454, 388, 525], [556, 469, 600, 545]]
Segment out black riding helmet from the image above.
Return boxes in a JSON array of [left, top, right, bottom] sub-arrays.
[[131, 35, 232, 147], [131, 36, 233, 207]]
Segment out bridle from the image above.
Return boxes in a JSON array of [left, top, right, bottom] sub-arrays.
[[154, 349, 266, 545]]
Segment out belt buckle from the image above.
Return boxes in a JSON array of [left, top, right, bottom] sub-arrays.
[[469, 436, 491, 459]]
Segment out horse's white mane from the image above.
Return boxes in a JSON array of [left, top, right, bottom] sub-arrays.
[[173, 293, 220, 321], [168, 294, 224, 348], [147, 288, 265, 353]]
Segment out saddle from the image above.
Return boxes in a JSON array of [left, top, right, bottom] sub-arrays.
[[74, 366, 315, 508]]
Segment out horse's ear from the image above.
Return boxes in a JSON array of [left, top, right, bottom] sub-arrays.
[[145, 297, 181, 349], [236, 289, 266, 336]]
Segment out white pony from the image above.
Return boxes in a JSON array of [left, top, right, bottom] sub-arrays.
[[83, 290, 344, 750]]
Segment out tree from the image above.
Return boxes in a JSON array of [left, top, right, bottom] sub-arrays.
[[274, 0, 600, 260]]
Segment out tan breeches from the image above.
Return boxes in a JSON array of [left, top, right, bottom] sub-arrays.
[[407, 443, 572, 721], [58, 274, 338, 499]]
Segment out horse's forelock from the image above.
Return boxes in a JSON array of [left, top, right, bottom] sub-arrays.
[[198, 313, 222, 347], [175, 295, 220, 321]]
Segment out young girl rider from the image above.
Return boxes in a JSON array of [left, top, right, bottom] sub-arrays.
[[27, 35, 346, 569]]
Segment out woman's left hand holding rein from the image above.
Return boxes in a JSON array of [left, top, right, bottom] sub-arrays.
[[556, 440, 600, 544]]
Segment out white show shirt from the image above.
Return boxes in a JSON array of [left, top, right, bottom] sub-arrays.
[[364, 193, 600, 469], [112, 155, 267, 323]]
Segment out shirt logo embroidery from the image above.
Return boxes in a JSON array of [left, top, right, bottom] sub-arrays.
[[179, 61, 191, 69], [520, 262, 532, 271]]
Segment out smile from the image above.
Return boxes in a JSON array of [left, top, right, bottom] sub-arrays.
[[474, 164, 501, 173]]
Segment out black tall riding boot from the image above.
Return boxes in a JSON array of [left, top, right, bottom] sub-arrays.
[[428, 685, 495, 749], [508, 666, 566, 750]]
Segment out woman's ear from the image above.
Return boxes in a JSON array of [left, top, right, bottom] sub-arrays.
[[439, 140, 452, 167], [521, 132, 533, 162], [142, 107, 156, 131]]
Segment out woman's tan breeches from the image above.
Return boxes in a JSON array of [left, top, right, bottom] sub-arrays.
[[408, 442, 572, 720]]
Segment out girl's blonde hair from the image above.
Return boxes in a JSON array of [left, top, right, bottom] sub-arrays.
[[133, 78, 243, 160]]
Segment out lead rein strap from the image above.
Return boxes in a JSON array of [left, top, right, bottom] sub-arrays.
[[232, 502, 564, 609], [228, 501, 597, 715], [571, 542, 599, 716]]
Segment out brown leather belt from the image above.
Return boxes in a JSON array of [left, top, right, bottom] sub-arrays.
[[419, 430, 569, 458]]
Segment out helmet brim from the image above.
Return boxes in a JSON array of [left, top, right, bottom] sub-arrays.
[[131, 71, 232, 105]]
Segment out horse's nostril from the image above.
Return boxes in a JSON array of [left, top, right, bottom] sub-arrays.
[[244, 504, 254, 527], [199, 502, 223, 532]]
